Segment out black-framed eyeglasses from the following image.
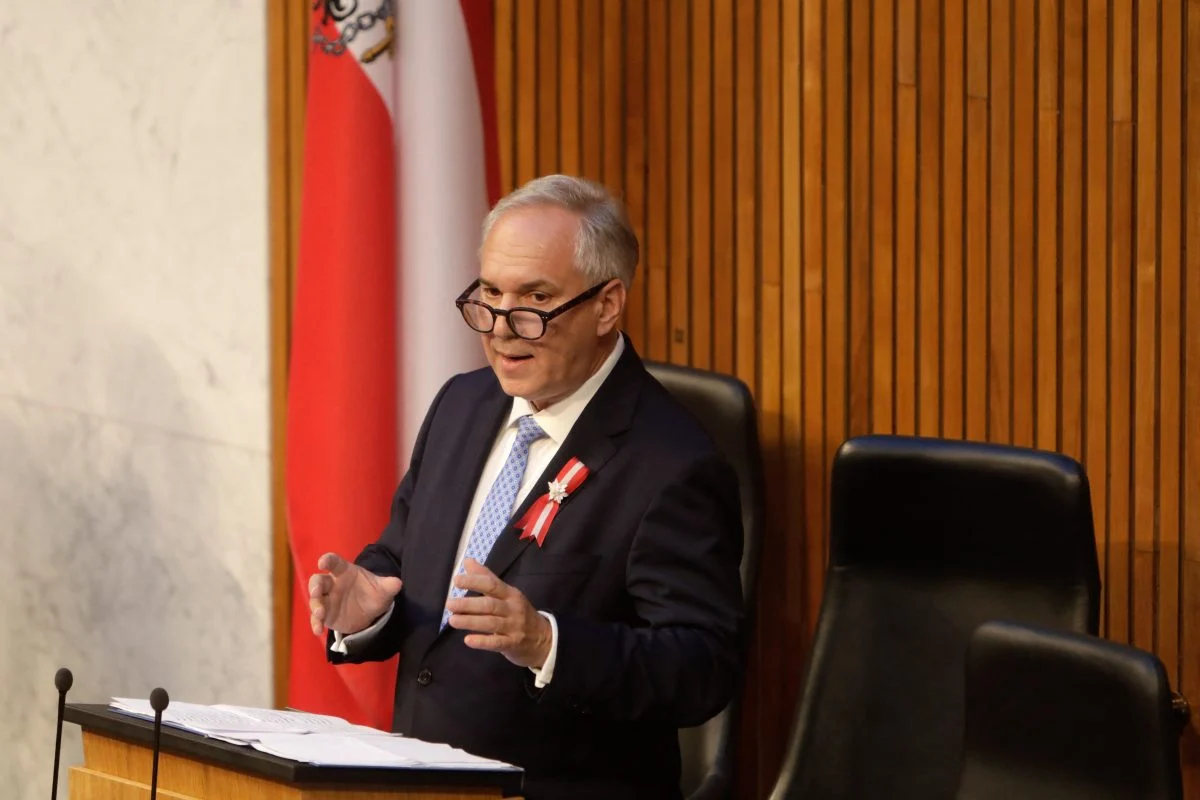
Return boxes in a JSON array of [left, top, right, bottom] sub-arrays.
[[455, 279, 610, 341]]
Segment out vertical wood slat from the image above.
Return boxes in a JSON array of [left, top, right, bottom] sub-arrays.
[[872, 0, 896, 435], [619, 0, 645, 347], [1011, 0, 1035, 449], [691, 0, 713, 372], [1158, 0, 1184, 688], [1109, 0, 1134, 644], [1132, 0, 1159, 656], [712, 0, 736, 376], [942, 0, 965, 440], [669, 1, 692, 364], [1084, 0, 1110, 633], [800, 0, 826, 648], [484, 0, 1200, 791], [896, 0, 918, 437], [780, 0, 804, 647], [1035, 0, 1060, 453], [988, 0, 1012, 444], [965, 0, 988, 442], [646, 0, 669, 361], [823, 0, 847, 566], [757, 0, 788, 791], [917, 0, 941, 440]]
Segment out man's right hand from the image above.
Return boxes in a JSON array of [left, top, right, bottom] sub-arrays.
[[308, 552, 403, 636]]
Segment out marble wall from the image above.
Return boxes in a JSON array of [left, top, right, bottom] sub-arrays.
[[0, 2, 271, 797]]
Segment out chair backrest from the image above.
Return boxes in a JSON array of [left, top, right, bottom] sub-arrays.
[[644, 360, 765, 800], [956, 620, 1183, 800], [770, 434, 1102, 800]]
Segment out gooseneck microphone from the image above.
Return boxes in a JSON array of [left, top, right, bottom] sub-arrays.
[[148, 687, 170, 800], [50, 667, 73, 800]]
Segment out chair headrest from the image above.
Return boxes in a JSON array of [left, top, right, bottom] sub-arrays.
[[830, 435, 1098, 583]]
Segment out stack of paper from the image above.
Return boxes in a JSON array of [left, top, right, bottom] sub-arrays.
[[108, 698, 519, 771]]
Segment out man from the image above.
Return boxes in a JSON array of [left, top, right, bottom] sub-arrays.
[[307, 175, 744, 799]]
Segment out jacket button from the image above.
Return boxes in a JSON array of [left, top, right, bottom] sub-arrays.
[[416, 669, 433, 686]]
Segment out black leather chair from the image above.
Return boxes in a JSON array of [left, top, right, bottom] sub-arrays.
[[644, 361, 765, 800], [769, 434, 1102, 800], [956, 619, 1183, 800]]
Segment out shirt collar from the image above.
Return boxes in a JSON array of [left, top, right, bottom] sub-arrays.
[[505, 334, 626, 445]]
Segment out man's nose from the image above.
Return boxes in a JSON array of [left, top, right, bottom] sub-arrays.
[[492, 311, 517, 338]]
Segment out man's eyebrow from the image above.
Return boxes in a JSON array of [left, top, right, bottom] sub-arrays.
[[478, 278, 560, 294]]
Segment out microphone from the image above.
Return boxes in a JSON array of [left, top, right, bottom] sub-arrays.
[[50, 667, 73, 800], [148, 687, 170, 800]]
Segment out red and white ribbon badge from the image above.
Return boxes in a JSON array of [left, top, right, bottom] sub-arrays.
[[515, 457, 590, 547]]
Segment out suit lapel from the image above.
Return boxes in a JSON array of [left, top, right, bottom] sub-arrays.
[[419, 386, 512, 596], [483, 338, 644, 581]]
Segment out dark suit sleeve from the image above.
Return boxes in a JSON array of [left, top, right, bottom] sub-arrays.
[[326, 376, 455, 665], [537, 453, 745, 727]]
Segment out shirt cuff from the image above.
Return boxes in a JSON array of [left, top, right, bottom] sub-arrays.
[[529, 611, 559, 688], [330, 602, 395, 655]]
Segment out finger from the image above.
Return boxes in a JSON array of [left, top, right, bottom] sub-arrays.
[[375, 575, 403, 597], [447, 613, 504, 634], [455, 561, 508, 597], [308, 573, 332, 598], [445, 595, 505, 616], [310, 612, 324, 637], [463, 633, 509, 652], [309, 597, 326, 618], [317, 552, 350, 576]]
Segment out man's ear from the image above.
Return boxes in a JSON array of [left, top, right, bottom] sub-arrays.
[[596, 279, 627, 335]]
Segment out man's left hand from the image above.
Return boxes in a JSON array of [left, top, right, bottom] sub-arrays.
[[446, 558, 553, 668]]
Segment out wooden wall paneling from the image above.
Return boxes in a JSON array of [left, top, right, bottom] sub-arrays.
[[732, 3, 761, 796], [1159, 0, 1184, 685], [559, 0, 580, 177], [965, 0, 988, 442], [1109, 0, 1134, 645], [801, 0, 826, 631], [917, 0, 941, 440], [872, 0, 896, 435], [823, 0, 847, 563], [691, 0, 713, 372], [515, 0, 537, 185], [988, 0, 1012, 444], [942, 0, 965, 439], [1184, 2, 1200, 787], [618, 0, 645, 346], [896, 0, 918, 437], [1035, 0, 1060, 453], [1132, 0, 1159, 656], [757, 0, 789, 792], [646, 0, 669, 361], [668, 1, 691, 364], [1011, 0, 1035, 449], [780, 0, 804, 640], [1083, 0, 1110, 633], [580, 0, 602, 181], [712, 0, 736, 376], [480, 0, 1200, 791], [848, 0, 872, 438], [1060, 0, 1084, 459], [734, 0, 759, 394], [495, 0, 515, 194], [537, 0, 559, 175]]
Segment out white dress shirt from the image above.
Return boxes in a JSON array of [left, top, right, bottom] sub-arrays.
[[332, 335, 625, 688]]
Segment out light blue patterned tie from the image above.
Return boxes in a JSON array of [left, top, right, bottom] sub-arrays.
[[441, 414, 547, 630]]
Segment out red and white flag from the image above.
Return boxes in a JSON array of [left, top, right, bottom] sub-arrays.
[[286, 0, 496, 731]]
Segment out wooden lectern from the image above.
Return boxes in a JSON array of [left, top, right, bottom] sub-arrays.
[[64, 704, 524, 800]]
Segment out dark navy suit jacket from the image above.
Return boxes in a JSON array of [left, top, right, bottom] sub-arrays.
[[329, 337, 745, 799]]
